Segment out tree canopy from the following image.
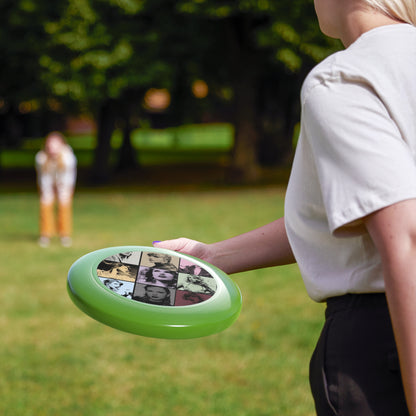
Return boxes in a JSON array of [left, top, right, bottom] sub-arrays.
[[0, 0, 342, 182]]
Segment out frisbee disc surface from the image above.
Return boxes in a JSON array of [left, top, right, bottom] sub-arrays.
[[67, 246, 242, 339]]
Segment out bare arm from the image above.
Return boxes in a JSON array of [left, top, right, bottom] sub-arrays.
[[365, 199, 416, 415], [154, 217, 296, 274]]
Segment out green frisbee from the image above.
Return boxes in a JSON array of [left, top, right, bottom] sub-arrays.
[[67, 246, 242, 339]]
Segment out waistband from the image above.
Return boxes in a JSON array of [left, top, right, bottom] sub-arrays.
[[325, 293, 387, 318]]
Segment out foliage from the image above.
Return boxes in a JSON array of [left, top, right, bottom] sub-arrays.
[[176, 0, 341, 71], [0, 0, 343, 179], [1, 0, 341, 115], [0, 0, 55, 103], [40, 0, 173, 111]]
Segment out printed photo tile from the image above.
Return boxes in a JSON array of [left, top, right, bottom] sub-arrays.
[[99, 277, 134, 299], [140, 252, 180, 270], [132, 283, 175, 306], [96, 250, 218, 307], [97, 260, 139, 283], [136, 265, 178, 288], [177, 273, 217, 294], [105, 251, 142, 266], [174, 290, 213, 306], [179, 259, 211, 277]]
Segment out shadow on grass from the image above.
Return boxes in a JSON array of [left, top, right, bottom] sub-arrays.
[[0, 164, 291, 194]]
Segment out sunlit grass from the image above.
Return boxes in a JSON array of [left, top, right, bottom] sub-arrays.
[[1, 123, 234, 168], [0, 187, 323, 415]]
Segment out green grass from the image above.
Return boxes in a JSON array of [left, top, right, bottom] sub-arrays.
[[1, 123, 234, 168], [0, 187, 324, 416]]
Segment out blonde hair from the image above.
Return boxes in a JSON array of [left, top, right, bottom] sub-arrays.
[[363, 0, 416, 25]]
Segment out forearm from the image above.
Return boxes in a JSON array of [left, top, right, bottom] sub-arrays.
[[365, 199, 416, 415], [384, 261, 416, 415], [208, 217, 296, 274]]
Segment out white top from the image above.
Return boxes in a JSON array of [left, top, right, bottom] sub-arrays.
[[36, 145, 77, 204], [285, 24, 416, 302]]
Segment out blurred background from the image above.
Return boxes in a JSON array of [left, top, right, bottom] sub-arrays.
[[0, 0, 341, 188], [0, 1, 340, 415]]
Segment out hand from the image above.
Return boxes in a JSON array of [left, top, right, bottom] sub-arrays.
[[153, 218, 295, 275], [153, 238, 213, 263]]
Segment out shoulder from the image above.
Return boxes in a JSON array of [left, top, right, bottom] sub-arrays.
[[301, 45, 369, 106], [301, 24, 416, 106], [301, 54, 338, 103], [61, 145, 77, 164]]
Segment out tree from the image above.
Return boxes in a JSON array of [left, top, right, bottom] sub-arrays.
[[7, 0, 341, 183], [40, 0, 214, 183], [174, 0, 342, 182], [0, 0, 65, 147]]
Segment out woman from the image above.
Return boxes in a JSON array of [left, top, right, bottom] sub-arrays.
[[35, 131, 77, 247], [133, 285, 172, 306], [154, 1, 416, 415], [139, 264, 178, 288], [144, 252, 173, 267]]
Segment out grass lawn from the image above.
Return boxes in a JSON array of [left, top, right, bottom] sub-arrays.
[[0, 123, 235, 168], [0, 186, 324, 416]]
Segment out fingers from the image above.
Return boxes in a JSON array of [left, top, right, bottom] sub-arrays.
[[153, 238, 185, 251], [153, 238, 208, 261], [153, 238, 195, 253]]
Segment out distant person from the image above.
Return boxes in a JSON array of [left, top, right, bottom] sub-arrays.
[[35, 131, 77, 247]]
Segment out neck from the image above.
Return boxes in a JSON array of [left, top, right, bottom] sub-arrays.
[[340, 6, 402, 47]]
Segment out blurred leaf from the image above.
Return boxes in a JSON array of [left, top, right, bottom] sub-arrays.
[[276, 48, 302, 72]]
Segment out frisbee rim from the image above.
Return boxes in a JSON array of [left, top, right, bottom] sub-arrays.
[[67, 246, 242, 339]]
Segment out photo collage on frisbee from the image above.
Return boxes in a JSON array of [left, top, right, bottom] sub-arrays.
[[96, 251, 217, 306]]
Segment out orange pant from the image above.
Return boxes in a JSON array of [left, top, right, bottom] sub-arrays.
[[39, 201, 72, 238]]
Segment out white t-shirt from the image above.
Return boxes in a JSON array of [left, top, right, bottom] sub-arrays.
[[285, 24, 416, 302]]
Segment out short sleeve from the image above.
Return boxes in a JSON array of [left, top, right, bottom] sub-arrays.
[[303, 79, 416, 234]]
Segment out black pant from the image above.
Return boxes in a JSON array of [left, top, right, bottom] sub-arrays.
[[309, 293, 409, 415]]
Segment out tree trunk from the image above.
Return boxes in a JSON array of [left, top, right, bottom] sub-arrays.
[[257, 66, 310, 167], [257, 72, 301, 166], [117, 103, 138, 172], [225, 15, 260, 184], [228, 76, 260, 183], [90, 100, 116, 185]]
